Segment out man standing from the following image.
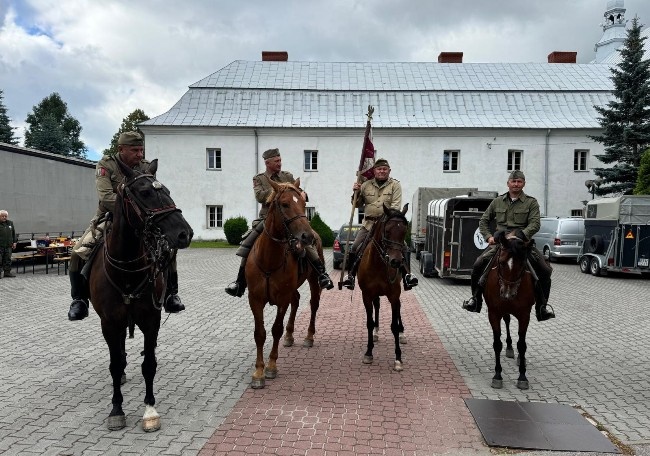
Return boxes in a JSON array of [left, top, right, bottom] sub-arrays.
[[341, 158, 418, 290], [462, 170, 555, 321], [225, 148, 334, 297], [0, 210, 17, 278], [67, 131, 185, 320]]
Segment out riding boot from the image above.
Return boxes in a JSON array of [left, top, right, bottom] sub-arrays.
[[164, 271, 185, 313], [225, 265, 247, 297], [311, 258, 334, 290], [68, 270, 89, 321], [3, 269, 16, 278], [400, 265, 419, 290], [534, 278, 555, 322], [341, 253, 359, 290], [462, 267, 483, 313]]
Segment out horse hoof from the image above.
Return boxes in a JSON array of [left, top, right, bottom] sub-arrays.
[[373, 328, 379, 342], [393, 360, 403, 371], [363, 355, 373, 364], [517, 380, 529, 390], [107, 414, 126, 431], [491, 379, 503, 389], [302, 339, 314, 348], [142, 405, 161, 432], [283, 337, 294, 347], [251, 377, 265, 389], [505, 348, 514, 359], [120, 373, 127, 385], [399, 333, 407, 344], [264, 368, 277, 379]]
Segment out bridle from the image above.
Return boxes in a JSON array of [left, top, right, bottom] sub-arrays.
[[263, 185, 308, 251], [496, 237, 528, 299], [370, 213, 408, 283]]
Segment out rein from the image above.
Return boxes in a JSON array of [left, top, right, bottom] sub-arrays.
[[496, 244, 527, 299], [370, 214, 407, 284]]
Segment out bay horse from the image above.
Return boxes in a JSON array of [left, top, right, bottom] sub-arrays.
[[482, 229, 536, 390], [247, 178, 319, 389], [89, 159, 193, 431], [357, 204, 409, 371]]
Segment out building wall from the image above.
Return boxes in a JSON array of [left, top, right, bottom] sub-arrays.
[[142, 127, 606, 240], [0, 148, 96, 239]]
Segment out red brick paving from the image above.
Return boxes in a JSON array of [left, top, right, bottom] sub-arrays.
[[200, 289, 487, 455]]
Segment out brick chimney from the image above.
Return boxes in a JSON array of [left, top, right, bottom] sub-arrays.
[[262, 51, 288, 61], [438, 52, 463, 63], [547, 51, 577, 63]]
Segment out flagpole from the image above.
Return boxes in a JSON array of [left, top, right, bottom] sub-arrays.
[[338, 105, 374, 289]]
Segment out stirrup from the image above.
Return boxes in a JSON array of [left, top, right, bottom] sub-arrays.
[[68, 299, 89, 321], [462, 297, 482, 313], [225, 282, 245, 298], [164, 294, 185, 313], [319, 274, 334, 290], [341, 275, 355, 290], [536, 304, 555, 322], [403, 273, 418, 290]]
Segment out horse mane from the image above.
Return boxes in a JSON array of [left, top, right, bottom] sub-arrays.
[[499, 229, 529, 259], [266, 181, 299, 204]]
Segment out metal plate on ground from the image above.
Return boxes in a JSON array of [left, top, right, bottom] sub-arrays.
[[464, 399, 619, 453]]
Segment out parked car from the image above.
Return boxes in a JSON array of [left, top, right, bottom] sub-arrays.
[[533, 217, 585, 262], [332, 224, 362, 269]]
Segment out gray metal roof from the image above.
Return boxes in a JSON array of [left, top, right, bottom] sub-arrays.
[[144, 61, 616, 130]]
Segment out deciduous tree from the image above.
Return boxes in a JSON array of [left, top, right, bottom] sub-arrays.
[[0, 90, 18, 145], [103, 109, 150, 156]]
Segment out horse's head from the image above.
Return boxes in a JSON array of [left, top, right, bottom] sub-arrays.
[[379, 203, 409, 269], [495, 229, 530, 299], [267, 178, 314, 253], [117, 159, 194, 250]]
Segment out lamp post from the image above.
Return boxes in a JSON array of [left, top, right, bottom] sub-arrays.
[[584, 178, 603, 199]]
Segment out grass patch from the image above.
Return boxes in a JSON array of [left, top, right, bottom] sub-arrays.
[[190, 240, 237, 248]]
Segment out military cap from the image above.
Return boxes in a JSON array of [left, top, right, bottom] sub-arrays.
[[508, 170, 526, 180], [263, 148, 280, 160], [374, 158, 390, 168], [118, 131, 144, 146]]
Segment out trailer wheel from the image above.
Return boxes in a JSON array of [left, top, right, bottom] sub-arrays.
[[587, 235, 604, 254], [421, 252, 435, 278], [579, 256, 591, 274], [590, 258, 601, 276]]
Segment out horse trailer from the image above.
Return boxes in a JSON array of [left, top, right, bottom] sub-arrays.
[[578, 195, 650, 277], [419, 195, 496, 279]]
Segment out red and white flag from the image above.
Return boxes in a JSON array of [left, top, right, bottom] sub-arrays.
[[358, 114, 375, 180]]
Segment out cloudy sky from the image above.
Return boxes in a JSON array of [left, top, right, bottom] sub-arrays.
[[2, 0, 650, 161]]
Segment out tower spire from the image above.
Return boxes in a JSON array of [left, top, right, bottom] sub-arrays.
[[594, 0, 627, 63]]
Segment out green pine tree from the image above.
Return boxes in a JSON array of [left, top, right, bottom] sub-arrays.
[[634, 148, 650, 194], [24, 92, 87, 158], [589, 17, 650, 195], [0, 90, 18, 145], [103, 109, 150, 156]]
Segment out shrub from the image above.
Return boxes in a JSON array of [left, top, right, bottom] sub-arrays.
[[310, 212, 334, 247], [223, 216, 249, 245]]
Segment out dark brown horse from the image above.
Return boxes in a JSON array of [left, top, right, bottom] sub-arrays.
[[247, 178, 319, 389], [483, 230, 536, 390], [89, 159, 193, 431], [357, 204, 409, 371]]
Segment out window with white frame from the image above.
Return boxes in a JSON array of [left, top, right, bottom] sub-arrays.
[[306, 207, 316, 221], [207, 205, 223, 228], [443, 150, 460, 171], [206, 148, 222, 170], [574, 149, 588, 171], [507, 149, 523, 171], [304, 150, 318, 171], [571, 209, 584, 217]]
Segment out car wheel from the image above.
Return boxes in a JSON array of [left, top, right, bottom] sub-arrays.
[[543, 246, 551, 262], [590, 258, 601, 276], [579, 256, 590, 274]]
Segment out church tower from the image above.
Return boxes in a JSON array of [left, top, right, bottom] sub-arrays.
[[594, 0, 627, 63]]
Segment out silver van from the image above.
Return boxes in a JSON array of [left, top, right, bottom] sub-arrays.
[[533, 217, 585, 262]]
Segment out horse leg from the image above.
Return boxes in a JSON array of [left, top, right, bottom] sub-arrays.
[[303, 281, 320, 348], [141, 323, 160, 432], [398, 314, 406, 345], [503, 314, 514, 359], [266, 305, 289, 379], [516, 323, 530, 390], [372, 297, 380, 342], [363, 294, 375, 364], [120, 336, 127, 385], [488, 313, 504, 389], [283, 291, 298, 347], [390, 299, 403, 371], [102, 324, 127, 430], [251, 305, 266, 389]]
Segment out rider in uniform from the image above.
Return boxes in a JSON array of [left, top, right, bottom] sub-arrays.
[[67, 131, 186, 320], [225, 147, 334, 297], [461, 169, 555, 321], [341, 158, 418, 291]]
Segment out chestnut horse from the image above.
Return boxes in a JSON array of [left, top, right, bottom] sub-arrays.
[[247, 178, 321, 389], [357, 204, 409, 371], [482, 230, 536, 390], [89, 159, 193, 431]]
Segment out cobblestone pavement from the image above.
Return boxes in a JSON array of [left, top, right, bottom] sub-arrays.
[[0, 248, 648, 455]]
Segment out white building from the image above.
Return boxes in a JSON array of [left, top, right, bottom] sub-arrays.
[[140, 1, 649, 241]]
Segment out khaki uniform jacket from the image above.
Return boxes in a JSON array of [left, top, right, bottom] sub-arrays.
[[354, 178, 402, 231], [96, 155, 150, 217], [479, 191, 541, 242], [253, 170, 296, 219], [0, 220, 17, 247]]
